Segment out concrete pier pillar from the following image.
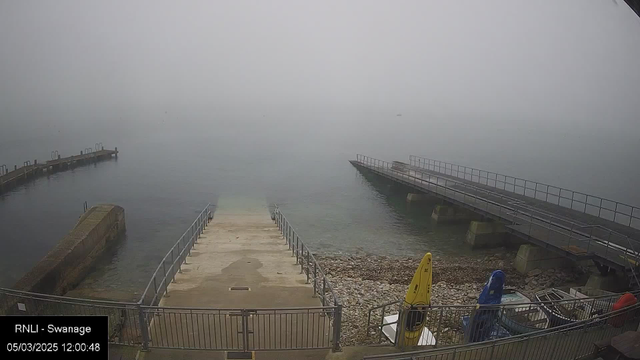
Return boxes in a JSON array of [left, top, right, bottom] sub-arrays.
[[465, 221, 507, 248], [431, 205, 479, 223], [585, 274, 628, 292], [514, 244, 572, 274], [406, 193, 433, 203]]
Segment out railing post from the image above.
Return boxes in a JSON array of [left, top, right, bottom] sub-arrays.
[[152, 277, 158, 302], [313, 262, 317, 297], [300, 242, 305, 274], [395, 305, 406, 349], [332, 304, 342, 352], [488, 342, 496, 359], [322, 277, 327, 306], [138, 305, 150, 351], [435, 308, 444, 348], [241, 309, 249, 353], [306, 251, 310, 283]]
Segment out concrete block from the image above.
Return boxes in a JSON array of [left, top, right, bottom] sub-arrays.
[[585, 274, 628, 293], [12, 204, 126, 295], [431, 205, 479, 223], [406, 193, 433, 203], [465, 221, 507, 248], [514, 244, 572, 274]]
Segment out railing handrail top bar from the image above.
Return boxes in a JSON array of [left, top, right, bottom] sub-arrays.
[[409, 154, 639, 211]]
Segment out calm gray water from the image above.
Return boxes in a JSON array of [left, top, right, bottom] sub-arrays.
[[1, 115, 639, 299]]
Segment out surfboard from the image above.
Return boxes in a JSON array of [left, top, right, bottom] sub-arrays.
[[401, 252, 432, 346]]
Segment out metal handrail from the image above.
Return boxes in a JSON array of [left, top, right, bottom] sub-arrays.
[[409, 155, 640, 229], [273, 205, 343, 351], [138, 204, 212, 306], [273, 205, 341, 307], [354, 155, 640, 270], [363, 301, 640, 359]]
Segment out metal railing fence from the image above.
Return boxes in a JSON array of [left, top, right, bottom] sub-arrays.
[[273, 205, 343, 350], [363, 301, 640, 360], [409, 155, 640, 230], [141, 305, 337, 351], [0, 287, 144, 346], [367, 290, 640, 348], [139, 204, 212, 306], [355, 155, 640, 276]]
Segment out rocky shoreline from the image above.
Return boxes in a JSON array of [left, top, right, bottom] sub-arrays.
[[317, 250, 586, 346]]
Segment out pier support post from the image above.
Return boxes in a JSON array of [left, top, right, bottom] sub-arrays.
[[514, 244, 571, 274], [406, 193, 433, 203], [585, 271, 627, 292], [431, 205, 479, 223], [465, 221, 507, 248]]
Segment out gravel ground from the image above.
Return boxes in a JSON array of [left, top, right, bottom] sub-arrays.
[[316, 250, 586, 346]]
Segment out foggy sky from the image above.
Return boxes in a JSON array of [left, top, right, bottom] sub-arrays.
[[1, 0, 640, 123]]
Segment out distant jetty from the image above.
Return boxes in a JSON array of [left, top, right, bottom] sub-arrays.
[[0, 146, 118, 195]]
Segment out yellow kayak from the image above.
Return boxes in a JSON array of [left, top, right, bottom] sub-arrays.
[[401, 252, 432, 346]]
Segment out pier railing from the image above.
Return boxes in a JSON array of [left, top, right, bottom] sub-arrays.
[[355, 155, 640, 278], [363, 301, 640, 360], [366, 290, 639, 348], [139, 204, 212, 306], [409, 155, 640, 230], [273, 205, 343, 350]]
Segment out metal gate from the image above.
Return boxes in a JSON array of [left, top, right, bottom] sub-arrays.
[[142, 306, 337, 351]]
